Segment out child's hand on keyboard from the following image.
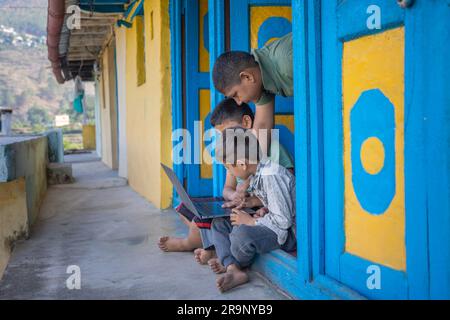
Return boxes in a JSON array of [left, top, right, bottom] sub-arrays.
[[230, 209, 256, 226], [254, 207, 269, 218], [235, 196, 263, 210]]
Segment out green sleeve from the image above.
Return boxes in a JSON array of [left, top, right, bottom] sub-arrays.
[[278, 144, 294, 169], [255, 90, 275, 106], [269, 140, 294, 169]]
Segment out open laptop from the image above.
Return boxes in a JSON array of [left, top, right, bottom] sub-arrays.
[[161, 163, 256, 219]]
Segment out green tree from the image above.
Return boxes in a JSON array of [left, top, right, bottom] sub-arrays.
[[39, 75, 58, 100], [60, 101, 79, 122], [27, 105, 51, 127], [38, 67, 47, 83], [84, 95, 95, 124], [2, 90, 16, 107], [16, 90, 32, 107]]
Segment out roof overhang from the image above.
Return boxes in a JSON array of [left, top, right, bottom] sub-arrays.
[[117, 0, 144, 28], [79, 0, 129, 14], [47, 0, 135, 83]]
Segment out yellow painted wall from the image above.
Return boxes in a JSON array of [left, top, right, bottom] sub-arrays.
[[82, 124, 96, 150], [136, 16, 147, 86], [198, 0, 209, 73], [343, 27, 406, 271], [275, 114, 294, 133], [120, 0, 172, 209], [0, 178, 28, 279], [250, 6, 292, 49], [199, 89, 212, 179]]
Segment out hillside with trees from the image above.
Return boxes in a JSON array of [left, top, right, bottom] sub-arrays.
[[0, 0, 95, 134], [0, 0, 47, 36]]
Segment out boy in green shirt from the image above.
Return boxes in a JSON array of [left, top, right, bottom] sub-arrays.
[[212, 32, 293, 154]]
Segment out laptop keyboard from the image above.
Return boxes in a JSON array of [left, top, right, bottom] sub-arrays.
[[195, 201, 222, 211], [194, 201, 256, 217], [194, 201, 227, 216]]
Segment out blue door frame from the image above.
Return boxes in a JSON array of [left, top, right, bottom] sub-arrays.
[[170, 0, 184, 204], [318, 0, 450, 299], [170, 0, 213, 201], [322, 0, 412, 300], [208, 0, 227, 198], [184, 0, 214, 197]]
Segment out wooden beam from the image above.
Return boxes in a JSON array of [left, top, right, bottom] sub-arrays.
[[68, 54, 101, 59], [68, 66, 95, 70], [80, 14, 118, 20], [70, 33, 108, 39], [67, 53, 98, 60], [71, 31, 111, 38], [68, 62, 96, 67], [69, 43, 103, 49], [71, 25, 110, 35], [71, 31, 110, 36], [69, 39, 107, 47], [68, 47, 102, 54], [78, 20, 116, 27], [70, 35, 107, 42], [68, 60, 96, 65], [69, 70, 94, 76], [79, 17, 117, 21]]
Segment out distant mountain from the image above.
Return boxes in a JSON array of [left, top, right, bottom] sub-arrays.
[[0, 0, 47, 36]]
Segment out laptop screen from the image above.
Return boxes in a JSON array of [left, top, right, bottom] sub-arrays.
[[160, 164, 200, 217]]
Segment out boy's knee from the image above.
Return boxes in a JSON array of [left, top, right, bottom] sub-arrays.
[[230, 226, 256, 259], [230, 225, 253, 243]]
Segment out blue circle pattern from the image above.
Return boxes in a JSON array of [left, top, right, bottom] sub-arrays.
[[257, 17, 292, 48], [350, 89, 396, 215]]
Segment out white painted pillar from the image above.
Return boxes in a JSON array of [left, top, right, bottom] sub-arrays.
[[94, 79, 102, 158], [115, 27, 128, 179], [0, 108, 12, 136]]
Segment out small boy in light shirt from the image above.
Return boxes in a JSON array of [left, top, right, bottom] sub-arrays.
[[210, 127, 296, 293]]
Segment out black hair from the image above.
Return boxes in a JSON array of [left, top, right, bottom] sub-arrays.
[[210, 98, 254, 127], [212, 51, 259, 92], [215, 126, 262, 166]]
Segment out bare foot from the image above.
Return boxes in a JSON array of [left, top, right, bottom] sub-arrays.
[[158, 236, 192, 252], [216, 265, 249, 293], [194, 249, 217, 265], [208, 258, 227, 274]]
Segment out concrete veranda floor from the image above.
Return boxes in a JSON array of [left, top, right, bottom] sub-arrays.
[[0, 152, 288, 300]]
